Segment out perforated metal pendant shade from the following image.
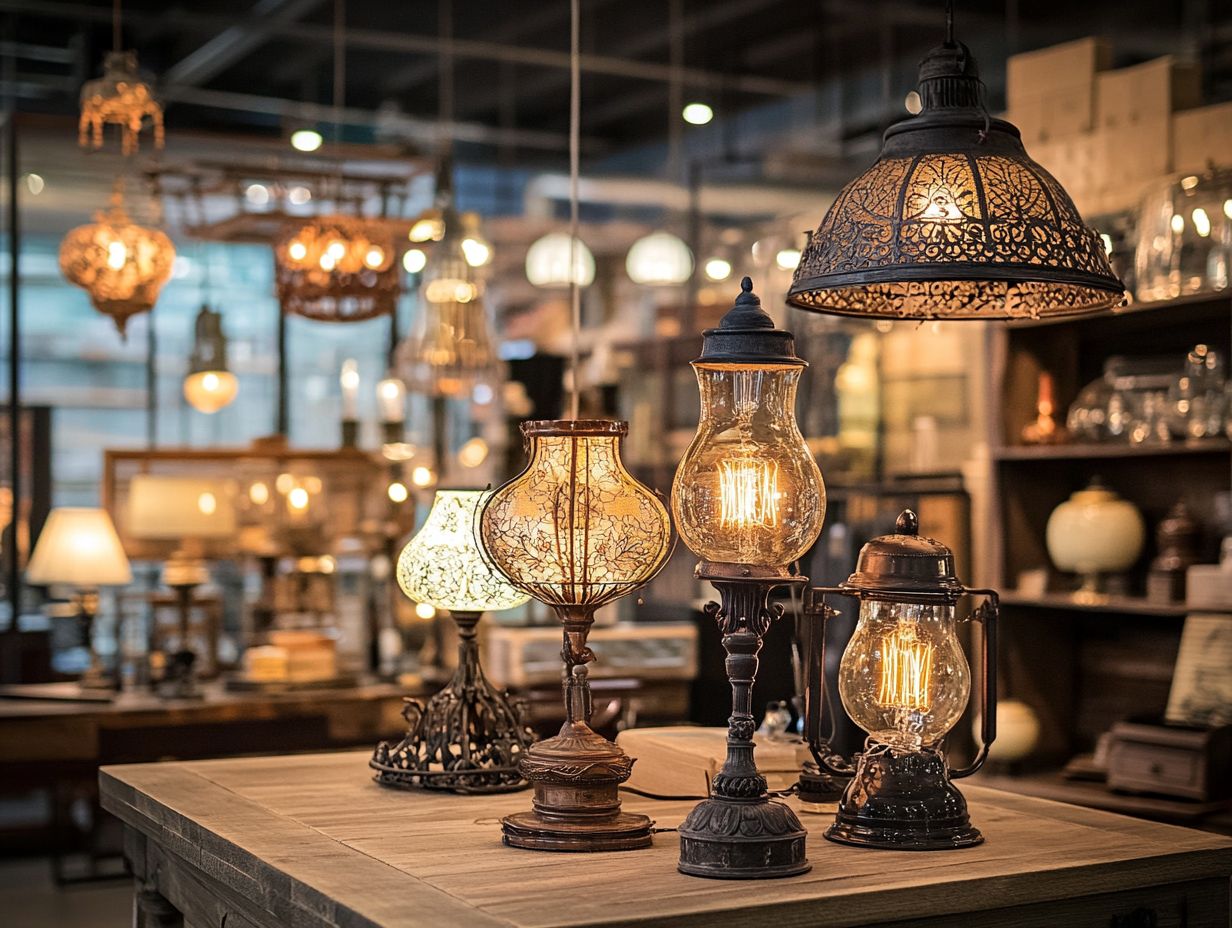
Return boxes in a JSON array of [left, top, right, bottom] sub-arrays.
[[788, 39, 1125, 321]]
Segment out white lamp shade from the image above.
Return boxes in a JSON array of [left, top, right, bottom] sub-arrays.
[[525, 232, 596, 288], [626, 231, 693, 285], [397, 489, 529, 613], [126, 475, 238, 540], [27, 507, 132, 587]]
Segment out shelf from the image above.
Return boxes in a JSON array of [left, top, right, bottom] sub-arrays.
[[999, 591, 1190, 617], [1005, 291, 1232, 329], [974, 770, 1232, 825], [993, 438, 1232, 461]]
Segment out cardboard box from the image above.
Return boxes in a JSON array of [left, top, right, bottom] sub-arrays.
[[1173, 102, 1232, 174], [1089, 121, 1171, 215], [1096, 56, 1201, 129], [1007, 37, 1110, 106], [1010, 85, 1097, 143]]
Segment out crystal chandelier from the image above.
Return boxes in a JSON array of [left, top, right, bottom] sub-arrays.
[[274, 215, 398, 322], [787, 6, 1123, 320], [59, 189, 175, 336], [79, 50, 164, 156]]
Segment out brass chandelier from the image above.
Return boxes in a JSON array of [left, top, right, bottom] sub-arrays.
[[788, 6, 1124, 321], [274, 214, 398, 322]]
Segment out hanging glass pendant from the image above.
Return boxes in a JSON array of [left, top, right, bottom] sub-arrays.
[[79, 50, 164, 156], [183, 306, 238, 414], [788, 29, 1124, 320], [59, 187, 175, 336]]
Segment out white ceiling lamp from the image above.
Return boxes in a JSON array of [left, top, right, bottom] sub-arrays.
[[626, 231, 693, 286], [525, 232, 596, 288]]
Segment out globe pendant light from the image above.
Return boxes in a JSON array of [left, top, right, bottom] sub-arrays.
[[479, 420, 672, 851], [370, 489, 535, 793], [525, 232, 596, 288], [183, 305, 238, 414], [626, 231, 693, 286], [59, 188, 175, 336], [787, 7, 1124, 320]]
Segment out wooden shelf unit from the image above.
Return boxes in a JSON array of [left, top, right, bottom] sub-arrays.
[[984, 293, 1232, 823]]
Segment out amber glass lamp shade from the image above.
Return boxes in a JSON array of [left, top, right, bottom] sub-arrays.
[[787, 37, 1123, 320], [183, 306, 238, 414]]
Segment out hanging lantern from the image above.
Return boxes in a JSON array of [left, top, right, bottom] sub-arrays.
[[371, 489, 535, 793], [59, 189, 175, 336], [626, 231, 693, 286], [525, 232, 596, 288], [802, 510, 999, 850], [274, 215, 398, 322], [787, 20, 1124, 320], [479, 419, 672, 851], [78, 50, 164, 156], [182, 305, 238, 414], [671, 277, 825, 880]]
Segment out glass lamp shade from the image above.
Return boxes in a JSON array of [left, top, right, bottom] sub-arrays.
[[183, 370, 239, 414], [837, 599, 970, 752], [1135, 168, 1232, 301], [673, 363, 824, 566], [787, 40, 1123, 320], [78, 50, 164, 155], [397, 490, 530, 614], [525, 232, 596, 288], [183, 305, 238, 414], [275, 215, 399, 322], [27, 508, 132, 587], [58, 192, 175, 336], [626, 232, 694, 286], [479, 420, 672, 616]]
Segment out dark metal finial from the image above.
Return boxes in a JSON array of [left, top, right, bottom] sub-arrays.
[[696, 276, 802, 365], [896, 510, 919, 535], [740, 275, 753, 294]]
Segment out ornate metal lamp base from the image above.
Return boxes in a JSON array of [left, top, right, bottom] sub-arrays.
[[371, 611, 535, 794], [501, 662, 652, 852], [678, 565, 811, 879], [826, 745, 982, 850]]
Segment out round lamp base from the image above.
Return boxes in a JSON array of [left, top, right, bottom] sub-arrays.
[[501, 810, 653, 852], [678, 797, 810, 879]]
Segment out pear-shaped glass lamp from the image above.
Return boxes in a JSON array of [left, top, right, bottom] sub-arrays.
[[480, 419, 672, 851], [371, 489, 534, 793], [183, 306, 239, 414], [671, 277, 824, 879]]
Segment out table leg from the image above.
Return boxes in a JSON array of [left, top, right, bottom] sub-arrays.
[[135, 886, 182, 928]]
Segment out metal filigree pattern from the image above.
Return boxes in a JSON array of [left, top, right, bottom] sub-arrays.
[[275, 215, 399, 322], [397, 490, 529, 613], [790, 153, 1123, 320]]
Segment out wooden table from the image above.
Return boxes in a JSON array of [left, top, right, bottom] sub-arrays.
[[101, 751, 1232, 928]]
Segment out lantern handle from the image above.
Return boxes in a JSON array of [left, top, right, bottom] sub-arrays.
[[801, 586, 856, 776], [949, 589, 998, 780]]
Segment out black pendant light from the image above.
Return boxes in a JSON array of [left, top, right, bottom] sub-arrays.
[[788, 3, 1124, 321]]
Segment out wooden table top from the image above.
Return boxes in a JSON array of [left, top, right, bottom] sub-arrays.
[[100, 750, 1232, 928]]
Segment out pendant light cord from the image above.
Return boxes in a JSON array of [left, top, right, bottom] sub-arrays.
[[945, 0, 954, 45], [439, 0, 455, 155], [113, 0, 121, 53], [333, 0, 345, 198], [568, 0, 581, 420]]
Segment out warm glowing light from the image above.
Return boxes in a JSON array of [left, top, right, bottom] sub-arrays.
[[461, 236, 493, 267], [403, 248, 427, 273], [302, 475, 323, 494], [703, 257, 732, 281], [318, 555, 336, 574], [288, 241, 307, 261], [682, 102, 714, 125], [78, 50, 164, 155], [288, 185, 311, 205], [717, 458, 779, 530], [1193, 207, 1211, 238], [1100, 233, 1113, 255], [249, 482, 270, 505], [627, 231, 693, 286], [106, 240, 127, 269], [388, 481, 409, 503], [1181, 174, 1200, 191], [291, 129, 323, 152], [24, 173, 45, 195], [364, 246, 386, 268], [288, 487, 310, 511], [183, 369, 238, 414], [877, 625, 934, 711], [415, 602, 437, 620], [275, 473, 295, 495], [424, 277, 477, 304], [410, 216, 445, 243], [458, 436, 489, 469], [1224, 199, 1232, 220], [319, 252, 337, 271], [197, 492, 217, 516], [326, 241, 346, 260], [525, 232, 596, 288], [245, 184, 270, 206], [411, 465, 435, 488], [1171, 213, 1185, 234], [921, 191, 963, 221], [775, 248, 801, 270]]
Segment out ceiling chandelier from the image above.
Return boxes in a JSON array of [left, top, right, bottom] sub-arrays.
[[59, 189, 175, 336], [274, 214, 398, 322], [79, 0, 163, 156], [787, 5, 1124, 321]]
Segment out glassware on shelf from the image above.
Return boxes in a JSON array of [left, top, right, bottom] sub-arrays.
[[1129, 390, 1172, 445], [1135, 167, 1232, 302], [1166, 344, 1227, 439]]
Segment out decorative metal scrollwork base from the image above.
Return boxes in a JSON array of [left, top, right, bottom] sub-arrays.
[[678, 564, 810, 879], [370, 611, 535, 794]]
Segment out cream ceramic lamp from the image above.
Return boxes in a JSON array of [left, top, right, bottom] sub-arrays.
[[1046, 480, 1145, 595]]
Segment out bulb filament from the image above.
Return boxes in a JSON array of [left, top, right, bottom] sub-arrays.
[[717, 457, 779, 530], [877, 625, 933, 712]]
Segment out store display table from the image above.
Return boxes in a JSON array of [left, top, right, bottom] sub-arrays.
[[101, 750, 1232, 928]]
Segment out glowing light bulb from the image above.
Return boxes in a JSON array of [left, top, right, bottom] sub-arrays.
[[682, 102, 714, 125], [197, 491, 217, 515], [877, 625, 934, 712], [319, 252, 337, 271], [1224, 199, 1232, 220], [288, 241, 307, 262], [461, 236, 492, 267], [364, 246, 385, 268], [202, 372, 219, 391], [411, 465, 434, 488], [403, 248, 427, 273], [703, 257, 732, 281], [458, 436, 489, 469], [288, 185, 311, 205], [717, 458, 780, 530], [275, 473, 295, 495], [288, 487, 310, 511], [1193, 208, 1211, 238], [388, 481, 409, 503], [245, 184, 269, 206], [922, 191, 962, 221], [1171, 213, 1185, 234], [249, 482, 270, 505], [290, 129, 323, 152], [415, 602, 436, 620], [409, 217, 444, 243], [775, 248, 801, 270], [326, 241, 346, 260], [106, 240, 127, 269], [1181, 175, 1200, 191]]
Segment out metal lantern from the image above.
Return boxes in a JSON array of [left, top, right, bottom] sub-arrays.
[[59, 189, 175, 336], [803, 510, 998, 850], [79, 50, 164, 156], [370, 489, 535, 793], [787, 12, 1123, 321], [274, 215, 398, 322], [671, 277, 825, 879], [479, 419, 672, 851]]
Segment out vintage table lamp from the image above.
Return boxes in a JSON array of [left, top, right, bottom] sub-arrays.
[[26, 507, 133, 689], [370, 489, 535, 792], [480, 419, 672, 851], [671, 277, 825, 879], [803, 510, 998, 849]]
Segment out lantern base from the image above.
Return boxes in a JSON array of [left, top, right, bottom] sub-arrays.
[[501, 718, 652, 852], [825, 745, 983, 850], [678, 797, 810, 879]]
